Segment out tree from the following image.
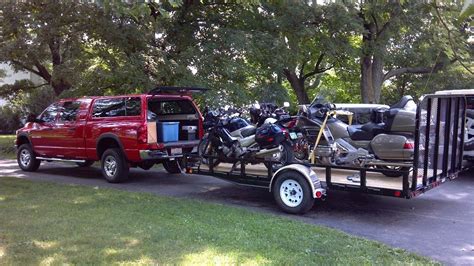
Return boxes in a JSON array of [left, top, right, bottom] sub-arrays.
[[358, 1, 471, 103]]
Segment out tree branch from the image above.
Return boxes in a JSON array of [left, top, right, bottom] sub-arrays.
[[299, 60, 307, 79], [10, 60, 42, 77], [433, 1, 474, 75], [302, 53, 329, 80], [384, 63, 444, 81]]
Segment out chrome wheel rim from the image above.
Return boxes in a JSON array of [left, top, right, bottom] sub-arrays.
[[104, 156, 117, 177], [280, 179, 303, 207], [19, 149, 31, 167]]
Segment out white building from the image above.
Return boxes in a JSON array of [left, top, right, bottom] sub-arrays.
[[0, 62, 43, 107]]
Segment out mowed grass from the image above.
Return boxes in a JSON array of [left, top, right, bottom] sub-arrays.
[[0, 135, 16, 159], [0, 177, 436, 265]]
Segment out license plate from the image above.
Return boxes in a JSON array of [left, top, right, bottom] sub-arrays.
[[289, 132, 298, 140], [170, 148, 182, 155]]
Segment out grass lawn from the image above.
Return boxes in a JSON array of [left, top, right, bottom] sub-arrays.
[[0, 177, 436, 265], [0, 135, 16, 159]]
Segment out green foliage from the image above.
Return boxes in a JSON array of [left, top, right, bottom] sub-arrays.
[[0, 105, 21, 133], [0, 0, 470, 109]]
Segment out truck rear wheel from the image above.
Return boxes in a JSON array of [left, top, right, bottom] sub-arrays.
[[101, 148, 129, 183], [163, 159, 184, 174], [273, 171, 314, 214], [17, 144, 41, 172]]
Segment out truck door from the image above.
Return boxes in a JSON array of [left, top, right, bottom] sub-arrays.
[[29, 103, 61, 157], [55, 101, 87, 159]]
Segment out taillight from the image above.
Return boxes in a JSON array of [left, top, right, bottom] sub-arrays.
[[403, 140, 415, 150], [138, 123, 148, 144]]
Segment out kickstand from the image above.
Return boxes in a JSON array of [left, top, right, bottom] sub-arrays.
[[230, 161, 241, 173]]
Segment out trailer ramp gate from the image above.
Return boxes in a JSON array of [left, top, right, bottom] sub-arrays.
[[412, 94, 466, 197]]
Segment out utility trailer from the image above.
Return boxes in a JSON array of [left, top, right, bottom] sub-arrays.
[[184, 94, 467, 214]]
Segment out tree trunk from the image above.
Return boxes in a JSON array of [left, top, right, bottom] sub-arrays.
[[283, 69, 310, 104]]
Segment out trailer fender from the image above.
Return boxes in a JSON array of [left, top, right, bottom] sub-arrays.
[[269, 164, 325, 199]]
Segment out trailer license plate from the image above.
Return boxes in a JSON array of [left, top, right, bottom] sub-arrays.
[[289, 132, 298, 140], [170, 148, 182, 155]]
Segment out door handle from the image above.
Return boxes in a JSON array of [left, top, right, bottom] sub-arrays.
[[68, 127, 77, 131]]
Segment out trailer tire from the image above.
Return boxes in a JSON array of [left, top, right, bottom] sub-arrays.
[[273, 171, 314, 214], [163, 159, 184, 174], [101, 148, 129, 183]]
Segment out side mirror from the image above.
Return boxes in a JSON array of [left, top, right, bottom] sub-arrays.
[[26, 114, 41, 123], [283, 102, 290, 108]]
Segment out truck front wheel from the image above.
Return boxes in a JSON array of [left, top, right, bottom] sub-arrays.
[[101, 148, 129, 183], [273, 171, 314, 214], [17, 144, 41, 172]]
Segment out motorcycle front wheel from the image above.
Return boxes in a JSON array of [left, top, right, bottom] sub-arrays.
[[198, 136, 221, 168]]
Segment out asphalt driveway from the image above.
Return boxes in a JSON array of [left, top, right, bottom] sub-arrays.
[[1, 159, 473, 265]]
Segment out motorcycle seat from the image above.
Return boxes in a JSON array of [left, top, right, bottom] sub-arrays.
[[347, 122, 385, 141], [241, 126, 257, 138]]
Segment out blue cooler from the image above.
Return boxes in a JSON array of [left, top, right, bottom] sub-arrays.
[[157, 122, 179, 142]]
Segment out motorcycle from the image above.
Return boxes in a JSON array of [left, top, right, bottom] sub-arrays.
[[294, 96, 417, 177], [199, 107, 293, 170]]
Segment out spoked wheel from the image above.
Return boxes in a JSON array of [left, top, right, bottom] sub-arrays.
[[269, 141, 294, 171], [163, 159, 184, 174], [198, 136, 220, 168], [273, 171, 314, 214], [376, 165, 411, 178]]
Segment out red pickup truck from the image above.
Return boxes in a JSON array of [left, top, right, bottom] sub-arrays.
[[15, 88, 204, 182]]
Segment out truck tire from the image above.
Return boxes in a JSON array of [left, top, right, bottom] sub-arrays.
[[76, 160, 94, 167], [273, 171, 314, 214], [17, 144, 41, 172], [101, 148, 129, 183], [163, 159, 183, 174]]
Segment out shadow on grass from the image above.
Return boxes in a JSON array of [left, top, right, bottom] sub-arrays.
[[0, 177, 434, 265]]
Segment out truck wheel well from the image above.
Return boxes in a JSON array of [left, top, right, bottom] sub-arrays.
[[17, 135, 30, 147], [97, 138, 121, 159]]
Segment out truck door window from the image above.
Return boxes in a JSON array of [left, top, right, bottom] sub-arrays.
[[92, 97, 141, 117], [92, 98, 126, 117], [39, 103, 61, 123], [59, 101, 81, 122]]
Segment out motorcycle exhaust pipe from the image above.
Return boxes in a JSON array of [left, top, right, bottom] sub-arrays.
[[255, 145, 283, 157]]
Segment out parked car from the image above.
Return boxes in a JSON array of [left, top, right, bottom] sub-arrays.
[[435, 89, 474, 162], [15, 87, 204, 182]]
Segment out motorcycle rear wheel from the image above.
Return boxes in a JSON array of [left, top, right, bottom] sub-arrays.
[[376, 165, 410, 178]]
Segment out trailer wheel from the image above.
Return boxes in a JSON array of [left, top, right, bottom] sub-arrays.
[[273, 171, 314, 214]]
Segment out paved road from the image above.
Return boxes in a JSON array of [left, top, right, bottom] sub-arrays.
[[1, 159, 473, 265]]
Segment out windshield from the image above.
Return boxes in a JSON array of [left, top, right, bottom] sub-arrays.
[[404, 100, 417, 112], [310, 95, 328, 107]]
